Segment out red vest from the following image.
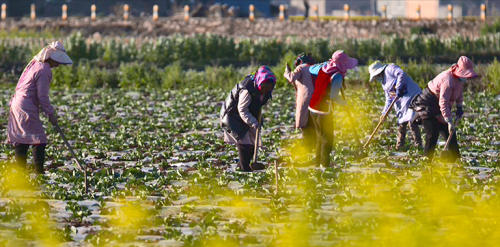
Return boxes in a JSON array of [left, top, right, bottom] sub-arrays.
[[309, 69, 334, 113]]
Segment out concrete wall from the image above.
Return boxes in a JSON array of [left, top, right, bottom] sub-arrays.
[[406, 0, 440, 19], [377, 0, 407, 18]]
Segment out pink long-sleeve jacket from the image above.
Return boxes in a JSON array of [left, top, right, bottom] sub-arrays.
[[427, 70, 463, 123], [7, 61, 55, 145]]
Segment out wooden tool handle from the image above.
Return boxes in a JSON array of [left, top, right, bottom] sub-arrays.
[[444, 117, 459, 150], [55, 124, 88, 193], [252, 110, 262, 163], [363, 96, 400, 149]]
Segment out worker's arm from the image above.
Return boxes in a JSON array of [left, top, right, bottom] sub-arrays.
[[237, 89, 259, 129], [329, 73, 347, 106], [284, 64, 303, 83], [439, 80, 454, 124]]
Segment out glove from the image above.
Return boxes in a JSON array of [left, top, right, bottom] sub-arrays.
[[456, 106, 464, 119], [251, 122, 260, 130], [396, 88, 406, 97], [48, 113, 58, 126]]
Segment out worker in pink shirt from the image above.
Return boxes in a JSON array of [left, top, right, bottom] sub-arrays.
[[7, 41, 73, 174], [410, 56, 477, 161]]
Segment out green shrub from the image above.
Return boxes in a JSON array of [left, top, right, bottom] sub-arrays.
[[485, 58, 500, 94], [480, 18, 500, 35]]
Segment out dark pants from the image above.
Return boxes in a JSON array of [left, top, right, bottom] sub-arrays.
[[237, 144, 254, 172], [14, 144, 46, 174], [397, 121, 423, 150], [422, 117, 460, 161], [312, 113, 334, 166], [301, 113, 317, 153]]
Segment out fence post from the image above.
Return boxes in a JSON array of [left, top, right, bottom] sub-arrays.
[[416, 4, 421, 21], [344, 4, 349, 21], [313, 5, 318, 21], [62, 4, 68, 21], [123, 4, 129, 20], [30, 4, 36, 20], [91, 4, 96, 21], [153, 5, 159, 22], [481, 4, 486, 21], [447, 4, 452, 21], [184, 5, 189, 22], [1, 4, 6, 21], [279, 4, 285, 21], [249, 4, 255, 22], [382, 5, 387, 20]]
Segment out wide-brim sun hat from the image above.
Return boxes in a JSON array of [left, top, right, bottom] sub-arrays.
[[34, 41, 73, 65], [369, 61, 388, 82], [450, 56, 477, 78], [50, 50, 73, 64]]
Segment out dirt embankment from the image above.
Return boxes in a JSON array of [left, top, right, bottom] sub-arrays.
[[0, 17, 489, 39]]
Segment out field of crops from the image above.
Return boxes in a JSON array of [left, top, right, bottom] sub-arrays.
[[0, 82, 499, 246]]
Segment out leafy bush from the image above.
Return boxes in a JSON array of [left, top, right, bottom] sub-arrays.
[[480, 18, 500, 35], [4, 33, 500, 69], [485, 58, 500, 94]]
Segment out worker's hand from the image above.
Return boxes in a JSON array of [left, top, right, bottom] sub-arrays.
[[448, 121, 455, 135], [380, 115, 385, 122], [396, 89, 406, 97], [48, 113, 58, 126], [251, 122, 260, 130], [456, 106, 464, 119]]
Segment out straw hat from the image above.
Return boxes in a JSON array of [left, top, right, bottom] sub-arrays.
[[368, 61, 387, 82]]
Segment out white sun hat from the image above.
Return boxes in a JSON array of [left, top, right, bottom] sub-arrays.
[[33, 41, 73, 65], [368, 61, 387, 82]]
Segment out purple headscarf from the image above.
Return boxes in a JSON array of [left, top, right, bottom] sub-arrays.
[[252, 66, 276, 90]]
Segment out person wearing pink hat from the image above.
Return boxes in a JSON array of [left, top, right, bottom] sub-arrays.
[[7, 41, 73, 174], [308, 50, 358, 166], [410, 56, 477, 161]]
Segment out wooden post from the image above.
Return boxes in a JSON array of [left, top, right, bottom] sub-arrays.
[[30, 4, 36, 20], [275, 161, 279, 194], [416, 4, 421, 21], [91, 4, 96, 21], [344, 4, 350, 21], [184, 5, 190, 22], [481, 4, 486, 21], [249, 4, 255, 22], [153, 5, 159, 22], [62, 4, 68, 21], [313, 5, 318, 21], [279, 5, 285, 21], [1, 4, 6, 21], [381, 5, 387, 20], [123, 4, 129, 20], [447, 4, 453, 21]]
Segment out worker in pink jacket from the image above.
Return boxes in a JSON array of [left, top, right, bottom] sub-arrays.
[[284, 53, 316, 152], [7, 41, 73, 174], [410, 56, 477, 161]]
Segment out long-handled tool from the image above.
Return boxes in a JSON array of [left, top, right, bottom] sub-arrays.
[[250, 110, 266, 171], [339, 88, 367, 158], [54, 124, 88, 193], [441, 117, 460, 162], [363, 96, 400, 149]]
